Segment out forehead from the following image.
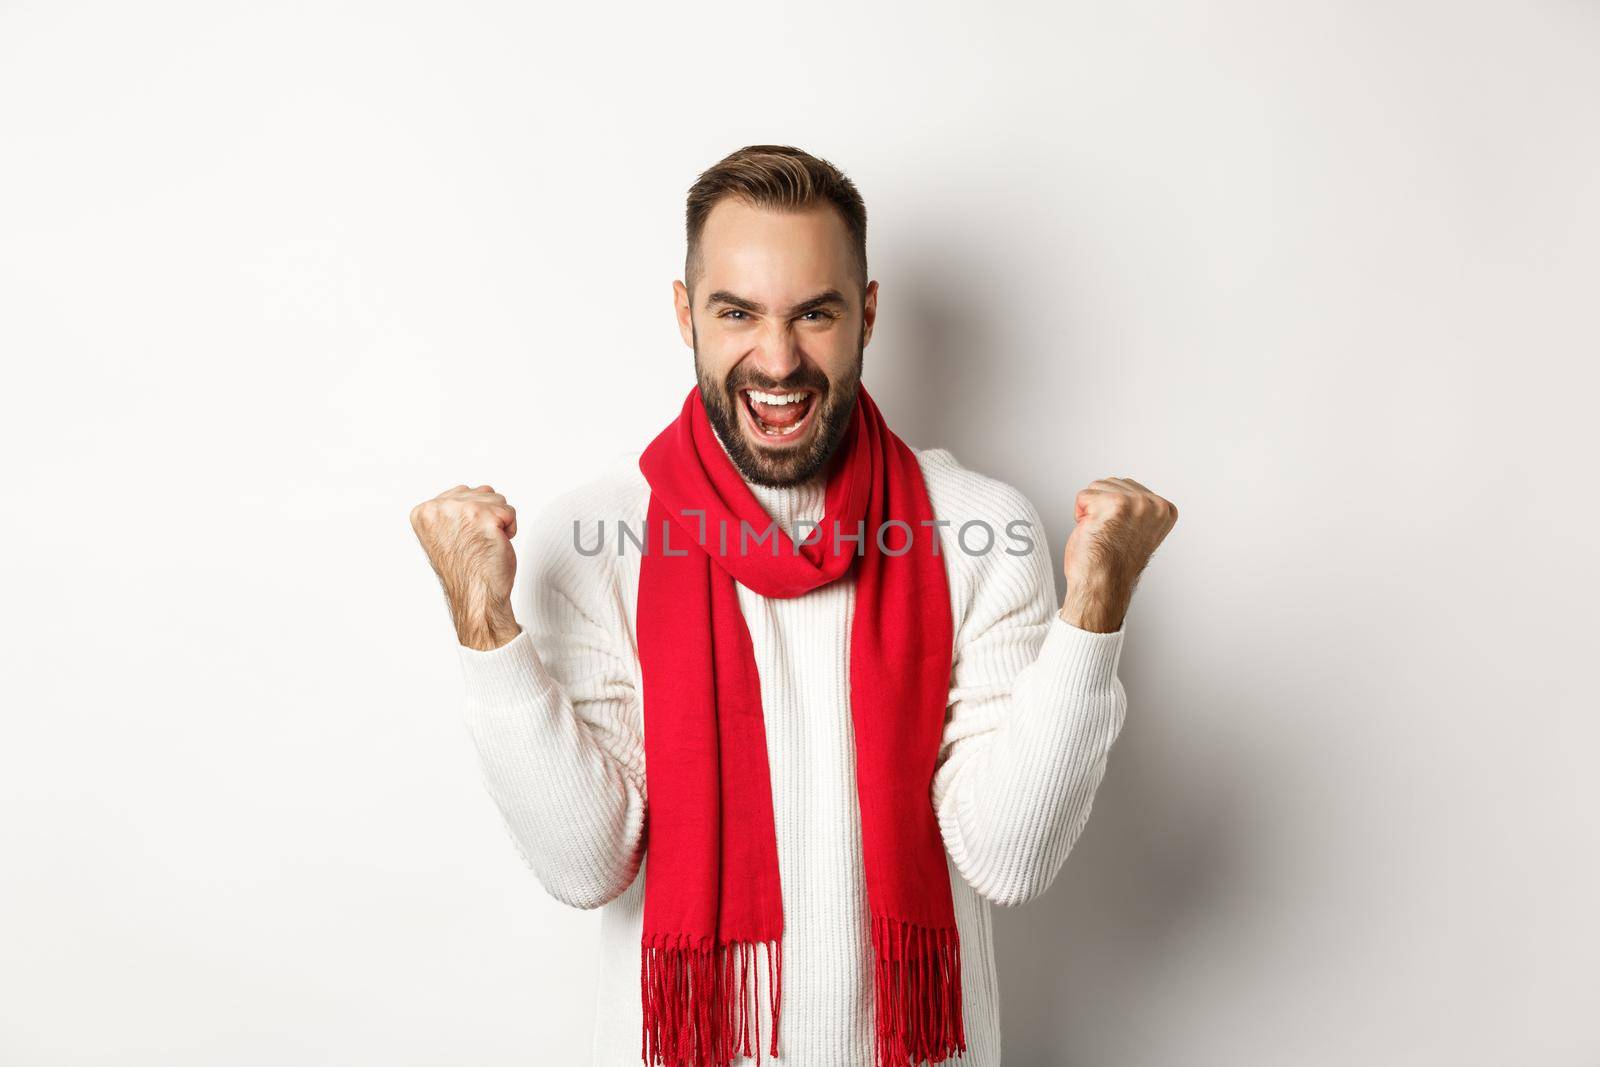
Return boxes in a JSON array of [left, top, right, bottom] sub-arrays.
[[696, 197, 856, 293]]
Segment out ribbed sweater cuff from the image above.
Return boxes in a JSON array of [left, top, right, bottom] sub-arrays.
[[1035, 613, 1126, 695], [455, 629, 561, 714]]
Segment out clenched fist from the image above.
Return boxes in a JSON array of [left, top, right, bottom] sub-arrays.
[[1061, 476, 1178, 633], [410, 484, 523, 650]]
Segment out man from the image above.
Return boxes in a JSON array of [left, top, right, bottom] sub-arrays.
[[410, 145, 1177, 1067]]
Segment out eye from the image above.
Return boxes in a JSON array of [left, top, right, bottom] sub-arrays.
[[799, 310, 836, 322], [719, 309, 749, 321]]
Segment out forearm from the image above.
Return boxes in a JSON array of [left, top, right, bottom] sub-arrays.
[[937, 616, 1127, 907], [457, 629, 646, 910]]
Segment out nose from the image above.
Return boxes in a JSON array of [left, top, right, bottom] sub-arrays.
[[742, 321, 806, 385]]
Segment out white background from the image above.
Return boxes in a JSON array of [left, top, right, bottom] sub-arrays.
[[2, 2, 1596, 1064]]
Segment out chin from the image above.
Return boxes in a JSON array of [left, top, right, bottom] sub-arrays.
[[695, 359, 861, 489]]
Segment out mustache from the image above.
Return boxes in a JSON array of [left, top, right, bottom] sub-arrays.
[[723, 370, 830, 396]]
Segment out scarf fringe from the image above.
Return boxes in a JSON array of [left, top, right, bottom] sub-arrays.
[[871, 914, 967, 1067], [641, 934, 782, 1066]]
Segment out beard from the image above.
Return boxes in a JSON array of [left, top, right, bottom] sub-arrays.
[[693, 323, 864, 489]]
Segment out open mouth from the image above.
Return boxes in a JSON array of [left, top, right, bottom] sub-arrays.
[[740, 387, 819, 445]]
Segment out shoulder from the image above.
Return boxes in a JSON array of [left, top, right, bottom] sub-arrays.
[[530, 452, 650, 534], [914, 446, 1047, 533], [521, 454, 649, 601], [912, 446, 1056, 623]]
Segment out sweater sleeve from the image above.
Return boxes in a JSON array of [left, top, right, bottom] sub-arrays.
[[931, 486, 1128, 908], [454, 494, 647, 911]]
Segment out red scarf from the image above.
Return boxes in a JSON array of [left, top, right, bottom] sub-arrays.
[[636, 383, 965, 1067]]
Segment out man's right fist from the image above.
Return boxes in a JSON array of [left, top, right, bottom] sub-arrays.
[[410, 484, 523, 650]]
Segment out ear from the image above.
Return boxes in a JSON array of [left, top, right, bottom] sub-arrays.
[[673, 280, 694, 348], [861, 280, 879, 348]]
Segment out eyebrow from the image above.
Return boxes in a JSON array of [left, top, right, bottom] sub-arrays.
[[704, 289, 849, 316]]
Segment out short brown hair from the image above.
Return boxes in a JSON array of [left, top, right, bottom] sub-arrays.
[[684, 144, 868, 296]]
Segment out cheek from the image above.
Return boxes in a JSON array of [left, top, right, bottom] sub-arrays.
[[809, 331, 860, 377], [691, 314, 724, 346], [694, 333, 742, 378]]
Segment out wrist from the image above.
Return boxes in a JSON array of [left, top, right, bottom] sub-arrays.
[[454, 597, 522, 651], [1059, 574, 1128, 633]]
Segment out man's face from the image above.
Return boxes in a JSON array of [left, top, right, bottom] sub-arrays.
[[674, 197, 878, 488]]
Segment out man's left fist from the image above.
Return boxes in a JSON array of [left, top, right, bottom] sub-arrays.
[[1060, 477, 1178, 633]]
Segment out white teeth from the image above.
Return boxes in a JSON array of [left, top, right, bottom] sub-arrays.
[[747, 389, 807, 406], [745, 388, 811, 438]]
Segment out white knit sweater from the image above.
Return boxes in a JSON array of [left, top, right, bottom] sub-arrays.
[[454, 445, 1129, 1066]]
